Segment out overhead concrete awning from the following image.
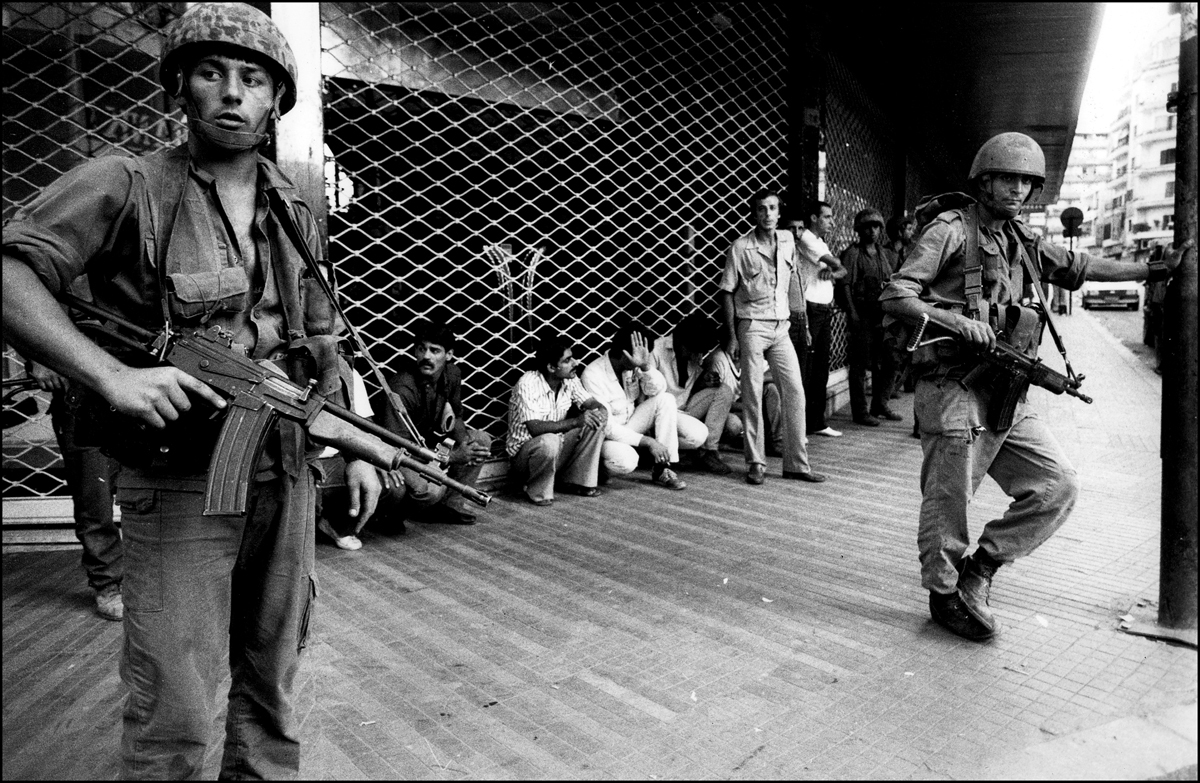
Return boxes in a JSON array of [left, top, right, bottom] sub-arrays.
[[826, 2, 1106, 204]]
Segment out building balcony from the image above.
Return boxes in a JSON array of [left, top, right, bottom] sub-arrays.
[[1139, 127, 1176, 142], [1134, 197, 1175, 209], [1136, 164, 1175, 177], [1131, 228, 1174, 242]]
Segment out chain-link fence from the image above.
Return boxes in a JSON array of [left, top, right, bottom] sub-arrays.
[[2, 2, 186, 498], [821, 52, 901, 371], [4, 1, 920, 500], [321, 2, 792, 441]]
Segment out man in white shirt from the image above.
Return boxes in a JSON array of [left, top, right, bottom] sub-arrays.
[[507, 334, 609, 505], [581, 321, 702, 489], [788, 200, 847, 438]]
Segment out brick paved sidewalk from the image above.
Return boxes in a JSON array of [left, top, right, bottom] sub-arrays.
[[2, 310, 1195, 780]]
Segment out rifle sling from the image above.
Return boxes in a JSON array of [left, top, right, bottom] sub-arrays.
[[265, 190, 426, 448]]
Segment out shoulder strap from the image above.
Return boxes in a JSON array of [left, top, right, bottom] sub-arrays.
[[150, 149, 191, 333], [266, 188, 426, 444], [1016, 233, 1084, 386], [962, 205, 983, 321]]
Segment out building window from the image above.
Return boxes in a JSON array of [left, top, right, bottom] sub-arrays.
[[1116, 165, 1127, 177], [1163, 214, 1174, 230], [1118, 134, 1129, 147], [1126, 189, 1133, 202], [1166, 181, 1175, 198], [1103, 224, 1112, 240], [1160, 148, 1176, 165]]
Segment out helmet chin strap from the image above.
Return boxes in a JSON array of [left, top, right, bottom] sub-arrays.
[[182, 93, 282, 152]]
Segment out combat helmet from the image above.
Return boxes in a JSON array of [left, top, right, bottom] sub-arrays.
[[853, 208, 885, 229], [968, 132, 1046, 187], [159, 2, 298, 116]]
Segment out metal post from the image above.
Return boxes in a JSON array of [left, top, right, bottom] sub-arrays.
[[1159, 2, 1198, 632], [272, 2, 328, 247]]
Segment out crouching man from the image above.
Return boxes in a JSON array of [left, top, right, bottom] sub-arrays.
[[506, 333, 609, 505], [379, 320, 493, 525], [582, 321, 704, 490]]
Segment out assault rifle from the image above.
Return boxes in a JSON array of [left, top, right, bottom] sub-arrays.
[[907, 312, 1092, 429], [58, 293, 491, 516]]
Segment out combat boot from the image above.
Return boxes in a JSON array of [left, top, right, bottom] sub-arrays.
[[958, 550, 1002, 634], [929, 591, 995, 641]]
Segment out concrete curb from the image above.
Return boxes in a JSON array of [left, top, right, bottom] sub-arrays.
[[973, 702, 1198, 780]]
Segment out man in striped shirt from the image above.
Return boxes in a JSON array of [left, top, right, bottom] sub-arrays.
[[506, 333, 609, 506]]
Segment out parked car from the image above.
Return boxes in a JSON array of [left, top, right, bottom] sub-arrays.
[[1080, 279, 1140, 310]]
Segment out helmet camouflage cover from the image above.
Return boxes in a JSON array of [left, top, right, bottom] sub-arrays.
[[968, 132, 1046, 184], [159, 2, 298, 115]]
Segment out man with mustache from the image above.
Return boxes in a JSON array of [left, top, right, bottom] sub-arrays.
[[881, 132, 1191, 643], [506, 333, 609, 505], [375, 319, 493, 527]]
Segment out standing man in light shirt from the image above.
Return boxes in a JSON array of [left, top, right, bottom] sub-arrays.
[[788, 200, 847, 438], [720, 189, 826, 486]]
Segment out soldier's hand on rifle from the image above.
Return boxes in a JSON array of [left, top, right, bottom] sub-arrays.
[[952, 313, 996, 351], [99, 366, 226, 429], [345, 458, 382, 533], [28, 362, 67, 392]]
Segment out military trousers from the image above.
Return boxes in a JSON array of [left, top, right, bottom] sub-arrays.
[[914, 377, 1080, 594], [115, 471, 317, 780]]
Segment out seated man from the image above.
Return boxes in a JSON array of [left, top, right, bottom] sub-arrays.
[[581, 321, 704, 489], [650, 311, 737, 474], [378, 320, 493, 525], [704, 347, 786, 455], [507, 333, 609, 506]]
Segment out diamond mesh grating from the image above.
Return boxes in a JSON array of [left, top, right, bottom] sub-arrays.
[[821, 52, 900, 371], [3, 2, 915, 499], [2, 2, 185, 498], [320, 2, 792, 441]]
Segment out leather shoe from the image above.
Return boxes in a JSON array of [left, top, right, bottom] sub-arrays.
[[782, 470, 827, 483], [745, 464, 766, 485], [853, 415, 881, 427], [871, 406, 903, 421], [557, 482, 601, 497], [697, 450, 733, 475], [929, 591, 997, 641]]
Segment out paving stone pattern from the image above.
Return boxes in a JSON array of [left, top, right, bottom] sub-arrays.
[[2, 310, 1195, 780]]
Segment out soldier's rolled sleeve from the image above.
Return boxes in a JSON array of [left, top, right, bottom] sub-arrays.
[[880, 218, 961, 305], [2, 156, 138, 295], [1037, 241, 1091, 291]]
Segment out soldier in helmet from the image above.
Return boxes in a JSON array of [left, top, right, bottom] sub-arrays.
[[2, 2, 382, 777], [837, 207, 903, 426], [880, 132, 1190, 643]]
